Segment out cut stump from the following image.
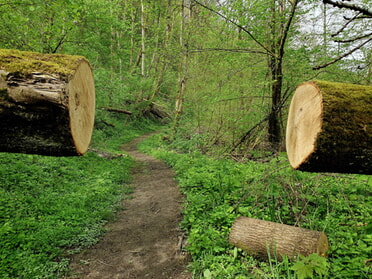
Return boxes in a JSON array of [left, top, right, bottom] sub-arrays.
[[286, 80, 372, 174], [229, 216, 329, 261], [0, 49, 95, 156]]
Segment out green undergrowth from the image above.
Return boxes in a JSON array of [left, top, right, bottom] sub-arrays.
[[139, 133, 372, 279], [0, 112, 161, 278], [92, 109, 162, 152]]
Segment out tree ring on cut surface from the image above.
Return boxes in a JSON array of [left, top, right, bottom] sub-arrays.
[[68, 60, 95, 155], [286, 82, 323, 169]]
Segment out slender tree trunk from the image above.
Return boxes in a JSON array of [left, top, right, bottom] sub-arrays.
[[323, 2, 328, 56], [268, 59, 283, 148], [130, 2, 136, 67], [268, 0, 299, 150], [109, 2, 115, 105], [172, 0, 191, 136], [117, 30, 123, 79], [368, 50, 372, 85], [140, 0, 146, 77], [267, 0, 282, 149], [151, 0, 174, 100]]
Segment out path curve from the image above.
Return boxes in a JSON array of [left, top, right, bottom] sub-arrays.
[[66, 134, 189, 279]]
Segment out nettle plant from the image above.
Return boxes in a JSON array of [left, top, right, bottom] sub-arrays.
[[141, 134, 372, 279]]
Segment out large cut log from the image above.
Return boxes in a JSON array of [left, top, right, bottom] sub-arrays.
[[0, 49, 95, 156], [286, 80, 371, 174], [229, 216, 329, 261]]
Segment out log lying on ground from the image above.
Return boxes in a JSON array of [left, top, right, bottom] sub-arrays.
[[286, 80, 371, 174], [229, 216, 329, 261], [0, 49, 95, 156]]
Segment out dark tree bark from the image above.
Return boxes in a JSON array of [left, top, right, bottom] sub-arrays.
[[267, 0, 299, 150], [323, 0, 372, 17], [286, 80, 372, 174], [0, 49, 95, 156]]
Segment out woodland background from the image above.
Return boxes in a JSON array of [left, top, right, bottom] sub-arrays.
[[0, 1, 371, 278], [1, 0, 371, 154]]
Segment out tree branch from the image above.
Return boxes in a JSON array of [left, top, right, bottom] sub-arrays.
[[313, 37, 372, 70], [323, 0, 372, 17], [278, 0, 300, 58], [52, 33, 68, 54], [334, 31, 372, 43], [192, 0, 275, 57], [331, 13, 361, 37], [189, 48, 267, 55], [231, 115, 270, 153]]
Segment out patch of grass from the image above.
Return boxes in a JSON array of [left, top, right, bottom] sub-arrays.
[[139, 133, 372, 279]]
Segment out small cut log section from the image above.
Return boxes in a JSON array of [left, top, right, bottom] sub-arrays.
[[0, 49, 95, 156], [229, 217, 329, 261], [286, 80, 371, 174]]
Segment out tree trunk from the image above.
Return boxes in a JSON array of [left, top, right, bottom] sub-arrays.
[[172, 0, 191, 137], [268, 58, 283, 149], [267, 0, 299, 151], [140, 0, 146, 77], [286, 80, 371, 174], [229, 216, 329, 261], [0, 49, 95, 156]]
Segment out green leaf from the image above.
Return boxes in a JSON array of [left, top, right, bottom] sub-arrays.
[[203, 269, 212, 279], [233, 247, 238, 259], [291, 261, 314, 279]]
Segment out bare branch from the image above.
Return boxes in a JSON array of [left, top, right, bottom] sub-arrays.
[[278, 0, 300, 58], [191, 0, 275, 57], [331, 13, 361, 37], [189, 48, 267, 55], [323, 0, 372, 17], [334, 31, 372, 43], [231, 115, 270, 153], [313, 37, 372, 70]]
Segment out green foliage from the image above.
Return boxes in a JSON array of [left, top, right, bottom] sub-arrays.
[[0, 2, 167, 275], [140, 133, 372, 278], [0, 152, 133, 278], [1, 0, 370, 156], [292, 254, 329, 279], [0, 0, 371, 278], [0, 101, 161, 278]]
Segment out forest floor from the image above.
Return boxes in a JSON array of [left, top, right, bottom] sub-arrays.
[[66, 134, 191, 279]]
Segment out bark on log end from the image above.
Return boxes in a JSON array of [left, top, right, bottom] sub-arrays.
[[0, 49, 95, 156], [286, 80, 372, 174], [229, 216, 329, 261]]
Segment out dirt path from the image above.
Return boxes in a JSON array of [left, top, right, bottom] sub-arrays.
[[66, 134, 190, 279]]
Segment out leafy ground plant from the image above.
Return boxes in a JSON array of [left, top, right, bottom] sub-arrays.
[[291, 254, 329, 279], [0, 114, 160, 278], [0, 152, 133, 278], [139, 133, 372, 279]]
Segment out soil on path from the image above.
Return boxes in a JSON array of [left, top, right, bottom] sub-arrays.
[[66, 134, 190, 279]]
